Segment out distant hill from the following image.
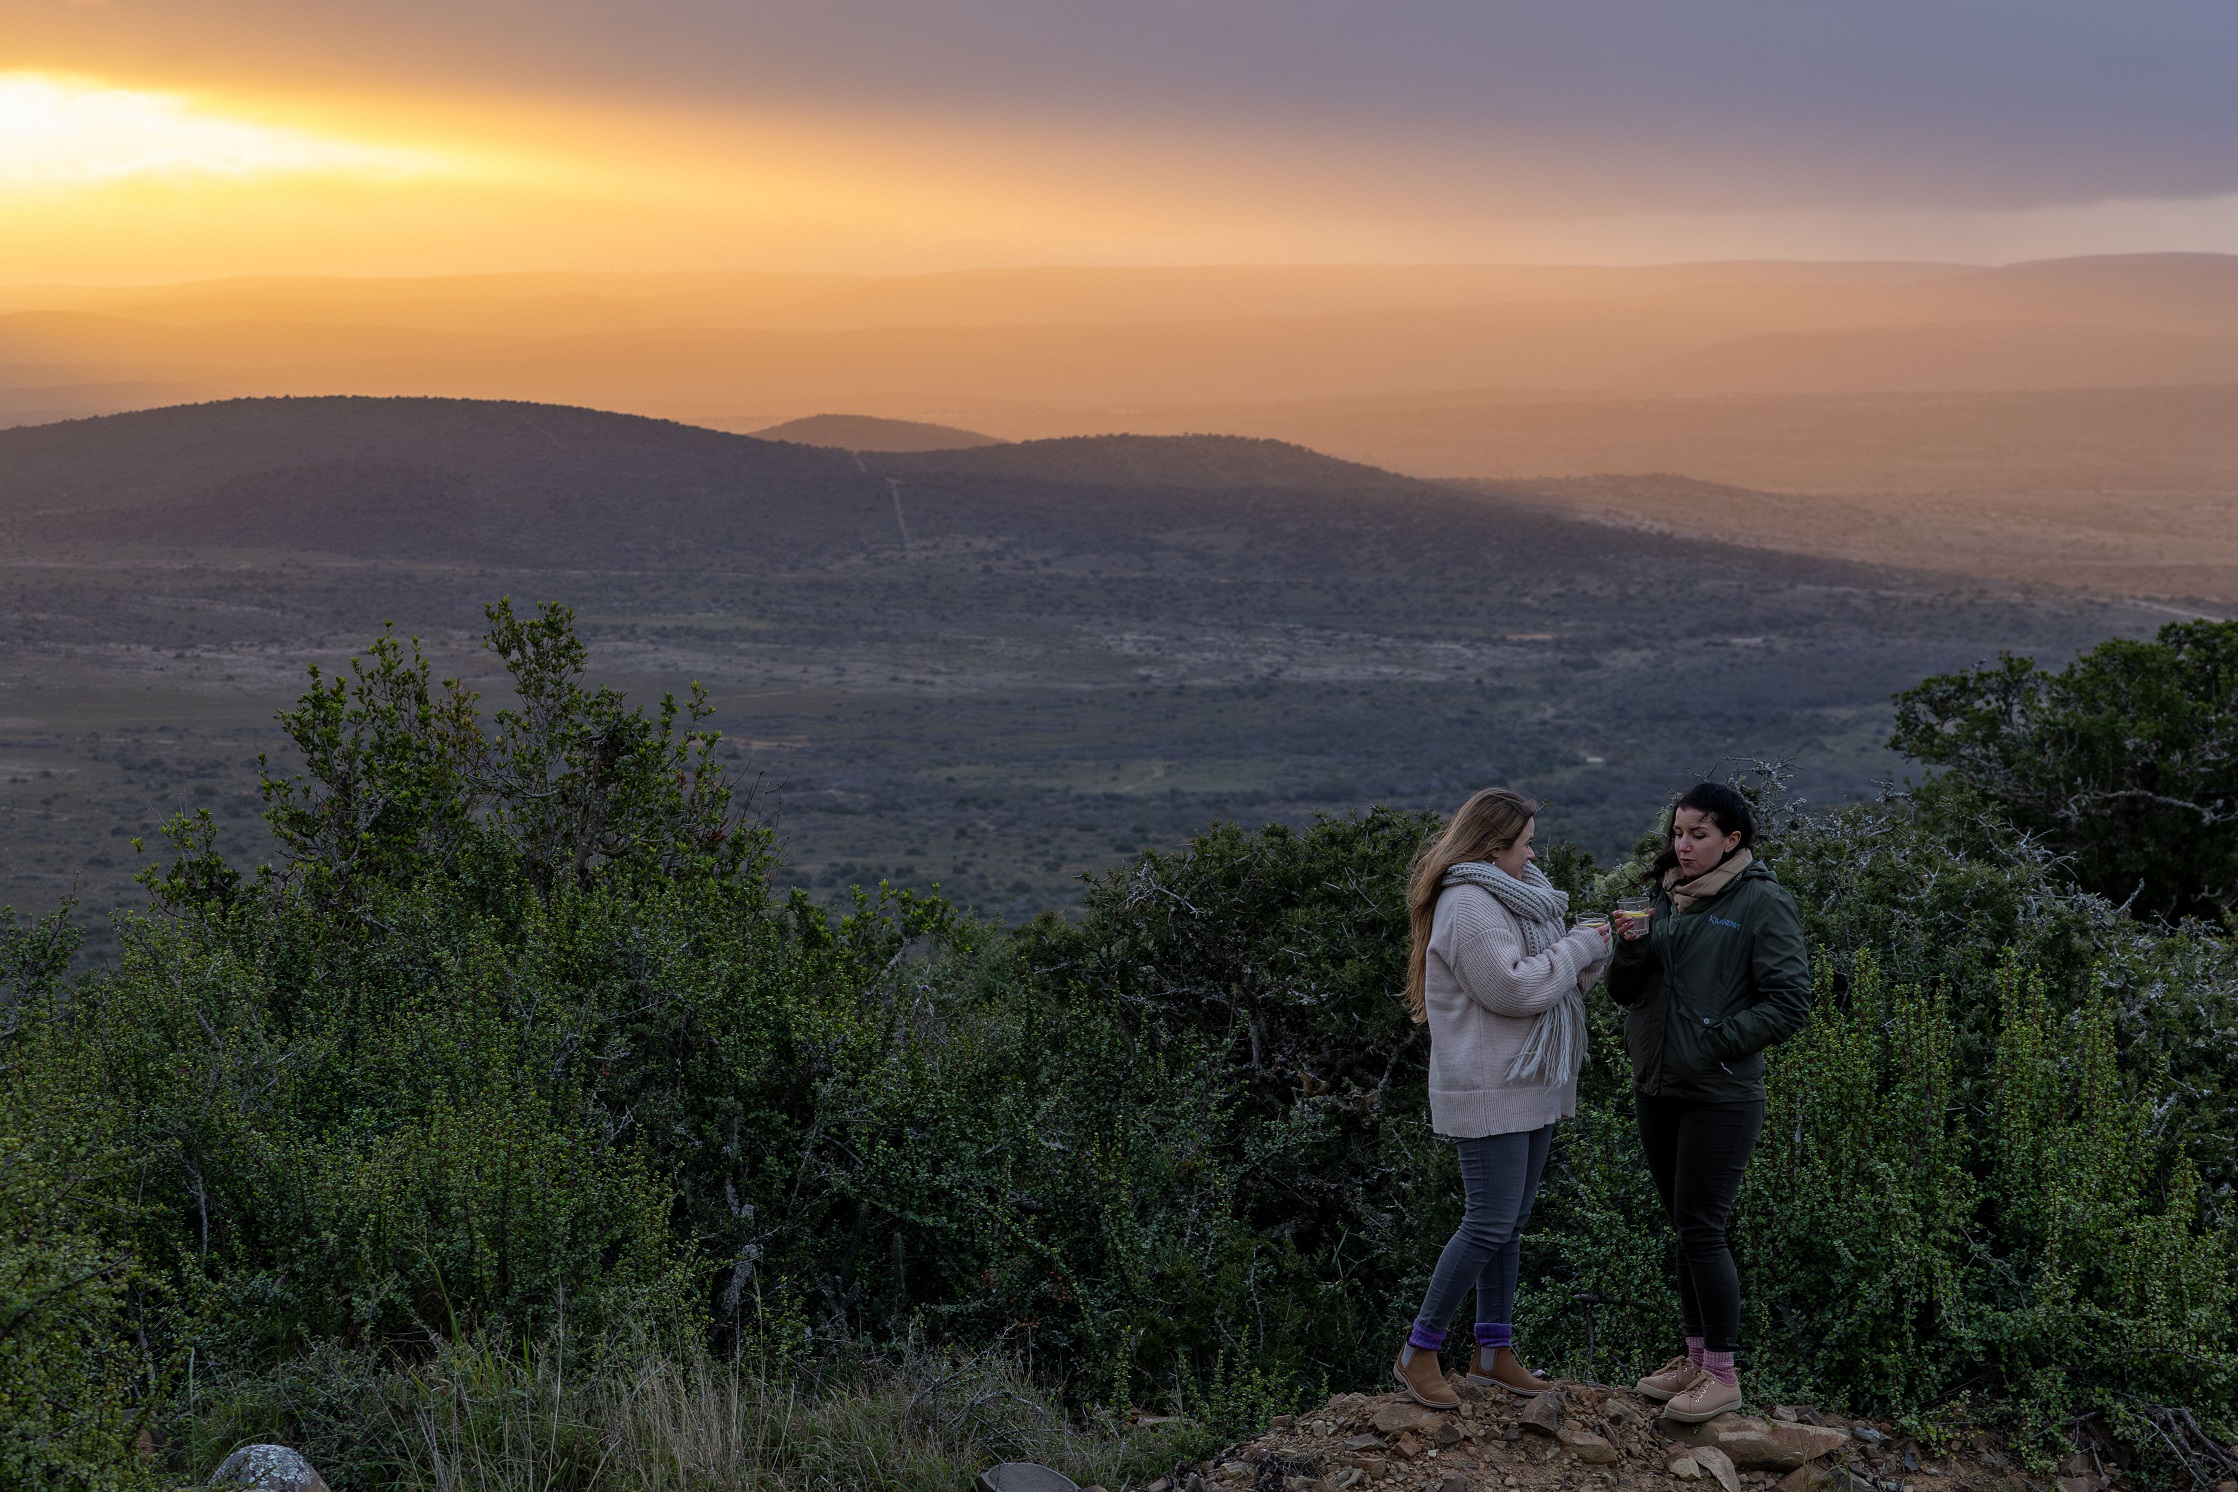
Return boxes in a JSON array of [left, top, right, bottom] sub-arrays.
[[3, 397, 894, 566], [15, 256, 2238, 496], [753, 413, 1004, 451], [6, 396, 1629, 579], [14, 395, 2227, 604]]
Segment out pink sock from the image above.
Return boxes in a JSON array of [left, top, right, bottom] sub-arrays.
[[1685, 1336, 1706, 1367], [1700, 1350, 1737, 1387]]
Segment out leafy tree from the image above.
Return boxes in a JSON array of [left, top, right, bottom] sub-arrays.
[[140, 597, 763, 920], [1890, 619, 2238, 920], [71, 603, 944, 1361]]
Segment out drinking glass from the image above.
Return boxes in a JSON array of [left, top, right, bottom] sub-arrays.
[[1614, 895, 1653, 939]]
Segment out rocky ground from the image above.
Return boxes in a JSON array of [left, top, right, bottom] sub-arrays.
[[1135, 1372, 2136, 1492]]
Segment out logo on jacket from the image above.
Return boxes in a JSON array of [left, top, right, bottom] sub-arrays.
[[1707, 915, 1742, 930]]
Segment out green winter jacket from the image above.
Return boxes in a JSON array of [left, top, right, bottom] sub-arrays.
[[1606, 860, 1812, 1102]]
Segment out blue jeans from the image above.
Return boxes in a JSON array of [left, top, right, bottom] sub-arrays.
[[1411, 1123, 1554, 1346]]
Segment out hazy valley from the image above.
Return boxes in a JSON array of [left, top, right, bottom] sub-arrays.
[[0, 396, 2170, 960], [10, 256, 2238, 620]]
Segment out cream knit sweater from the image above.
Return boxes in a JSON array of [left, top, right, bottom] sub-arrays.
[[1423, 883, 1612, 1139]]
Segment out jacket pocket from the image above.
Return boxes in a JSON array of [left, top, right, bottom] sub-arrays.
[[1704, 1015, 1768, 1080], [1666, 1006, 1722, 1080]]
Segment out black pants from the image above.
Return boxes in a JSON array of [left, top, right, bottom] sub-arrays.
[[1634, 1094, 1765, 1353]]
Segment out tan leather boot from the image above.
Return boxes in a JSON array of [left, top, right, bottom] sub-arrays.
[[1466, 1344, 1553, 1396], [1635, 1355, 1701, 1402], [1392, 1343, 1459, 1409]]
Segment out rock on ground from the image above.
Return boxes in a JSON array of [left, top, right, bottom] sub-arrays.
[[1674, 1416, 1851, 1470], [1692, 1445, 1742, 1492], [210, 1445, 329, 1492], [1378, 1404, 1449, 1436], [1521, 1394, 1565, 1437], [1557, 1430, 1619, 1465]]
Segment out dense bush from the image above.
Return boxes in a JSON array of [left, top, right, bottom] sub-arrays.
[[1516, 953, 2236, 1445], [1, 909, 155, 1491], [1890, 618, 2238, 920], [1764, 786, 2238, 1193], [6, 605, 2237, 1487]]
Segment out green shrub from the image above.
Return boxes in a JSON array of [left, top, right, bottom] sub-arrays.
[[1, 908, 156, 1491], [11, 606, 2238, 1484], [1015, 809, 1465, 1385], [1769, 791, 2238, 1194], [1514, 950, 2237, 1456], [1891, 618, 2238, 920]]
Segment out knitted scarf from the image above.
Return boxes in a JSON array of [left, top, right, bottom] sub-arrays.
[[1662, 847, 1755, 913], [1443, 861, 1586, 1087]]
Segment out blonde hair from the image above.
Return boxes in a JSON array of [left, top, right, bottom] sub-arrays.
[[1404, 788, 1540, 1023]]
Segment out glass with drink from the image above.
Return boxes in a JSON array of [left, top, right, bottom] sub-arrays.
[[1615, 895, 1653, 940]]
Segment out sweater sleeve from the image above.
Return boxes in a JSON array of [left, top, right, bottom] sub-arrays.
[[1574, 933, 1614, 994], [1712, 884, 1814, 1058], [1439, 890, 1595, 1019]]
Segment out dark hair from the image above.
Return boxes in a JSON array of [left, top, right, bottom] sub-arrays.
[[1647, 781, 1756, 882]]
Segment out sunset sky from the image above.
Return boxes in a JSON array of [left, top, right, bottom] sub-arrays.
[[7, 1, 2238, 279]]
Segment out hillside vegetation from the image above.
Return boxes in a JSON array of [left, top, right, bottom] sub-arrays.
[[7, 603, 2235, 1490], [5, 397, 2154, 942]]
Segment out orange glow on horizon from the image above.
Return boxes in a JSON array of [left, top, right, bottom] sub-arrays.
[[9, 65, 2238, 283], [0, 72, 473, 190], [0, 67, 1445, 280]]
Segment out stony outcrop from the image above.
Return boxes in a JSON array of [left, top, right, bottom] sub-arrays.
[[1151, 1367, 2048, 1492]]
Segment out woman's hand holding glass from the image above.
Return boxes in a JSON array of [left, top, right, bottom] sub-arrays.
[[1615, 896, 1653, 941], [1574, 912, 1611, 951]]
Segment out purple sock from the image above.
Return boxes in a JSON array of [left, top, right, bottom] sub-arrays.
[[1685, 1335, 1706, 1367], [1475, 1323, 1512, 1350], [1407, 1323, 1447, 1353], [1701, 1349, 1737, 1387]]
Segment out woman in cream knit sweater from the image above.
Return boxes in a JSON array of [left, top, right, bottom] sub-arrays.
[[1393, 787, 1612, 1410]]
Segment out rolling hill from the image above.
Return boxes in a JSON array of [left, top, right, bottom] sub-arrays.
[[5, 397, 893, 564], [0, 395, 2173, 948], [13, 257, 2238, 500], [4, 396, 1629, 578]]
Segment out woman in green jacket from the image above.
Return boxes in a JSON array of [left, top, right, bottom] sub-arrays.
[[1608, 782, 1811, 1422]]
